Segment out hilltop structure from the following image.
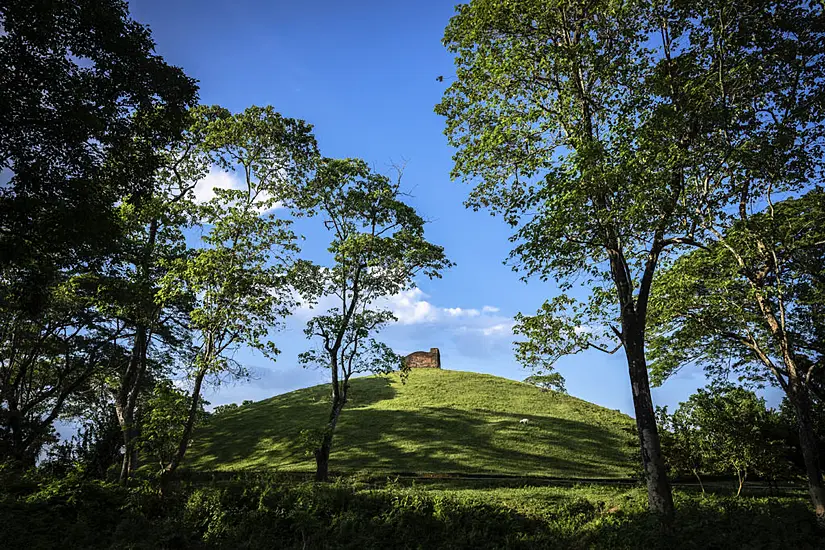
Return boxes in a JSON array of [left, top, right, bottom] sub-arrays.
[[404, 348, 440, 369]]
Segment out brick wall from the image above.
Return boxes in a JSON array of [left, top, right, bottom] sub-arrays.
[[404, 348, 441, 369]]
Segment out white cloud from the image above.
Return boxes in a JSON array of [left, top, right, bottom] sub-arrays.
[[481, 322, 515, 337], [290, 285, 510, 343], [382, 288, 439, 325], [193, 166, 282, 212], [445, 307, 480, 318]]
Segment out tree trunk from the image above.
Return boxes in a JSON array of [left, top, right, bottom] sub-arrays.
[[314, 431, 333, 482], [115, 400, 133, 484], [625, 330, 675, 522], [7, 405, 24, 463], [736, 469, 747, 497], [116, 326, 149, 484], [163, 366, 206, 485], [692, 469, 705, 494], [791, 385, 825, 524], [315, 399, 344, 482]]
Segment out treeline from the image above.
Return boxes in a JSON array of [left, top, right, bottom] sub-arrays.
[[0, 0, 449, 488]]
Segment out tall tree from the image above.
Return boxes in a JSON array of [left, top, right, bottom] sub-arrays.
[[437, 0, 825, 519], [157, 106, 317, 483], [288, 159, 451, 482], [104, 108, 213, 483], [0, 0, 196, 465], [649, 191, 825, 520]]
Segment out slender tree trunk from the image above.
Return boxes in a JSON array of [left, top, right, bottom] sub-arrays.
[[315, 400, 343, 482], [736, 469, 747, 497], [624, 326, 675, 522], [116, 327, 148, 484], [162, 366, 207, 488], [314, 431, 333, 482], [790, 384, 825, 524], [692, 469, 705, 494]]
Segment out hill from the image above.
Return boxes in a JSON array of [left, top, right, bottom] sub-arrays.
[[186, 369, 638, 478]]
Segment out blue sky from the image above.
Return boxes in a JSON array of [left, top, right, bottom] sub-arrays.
[[129, 0, 780, 416]]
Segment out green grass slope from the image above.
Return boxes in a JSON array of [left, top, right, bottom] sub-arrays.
[[187, 369, 638, 478]]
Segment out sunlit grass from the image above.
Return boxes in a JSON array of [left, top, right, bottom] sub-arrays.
[[187, 369, 638, 478]]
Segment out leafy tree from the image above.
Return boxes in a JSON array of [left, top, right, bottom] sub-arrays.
[[156, 106, 317, 483], [437, 0, 825, 519], [100, 107, 221, 483], [523, 373, 566, 394], [138, 380, 207, 473], [288, 159, 451, 481], [656, 406, 708, 493], [649, 191, 825, 518], [212, 400, 254, 416], [0, 0, 197, 313], [0, 276, 126, 464], [658, 387, 788, 496], [0, 0, 196, 469]]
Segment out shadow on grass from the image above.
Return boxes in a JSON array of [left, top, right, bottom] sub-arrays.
[[189, 376, 399, 469], [188, 375, 635, 478]]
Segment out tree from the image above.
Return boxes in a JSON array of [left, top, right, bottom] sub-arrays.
[[138, 380, 207, 474], [523, 374, 566, 394], [0, 0, 196, 469], [437, 0, 825, 520], [105, 127, 206, 482], [0, 0, 197, 313], [649, 191, 825, 518], [0, 275, 126, 464], [656, 406, 708, 493], [288, 159, 451, 481], [658, 387, 788, 497], [156, 106, 317, 483]]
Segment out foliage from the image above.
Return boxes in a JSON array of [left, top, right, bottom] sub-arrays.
[[0, 277, 124, 463], [1, 473, 821, 549], [138, 381, 207, 473], [523, 374, 566, 394], [211, 401, 254, 416], [0, 0, 198, 312], [657, 387, 789, 495], [648, 191, 825, 389]]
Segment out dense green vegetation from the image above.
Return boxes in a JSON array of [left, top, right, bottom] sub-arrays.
[[1, 472, 820, 549], [187, 370, 637, 477]]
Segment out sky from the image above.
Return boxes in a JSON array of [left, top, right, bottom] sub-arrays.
[[127, 0, 782, 416]]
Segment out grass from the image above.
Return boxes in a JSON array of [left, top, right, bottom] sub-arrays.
[[186, 369, 638, 478]]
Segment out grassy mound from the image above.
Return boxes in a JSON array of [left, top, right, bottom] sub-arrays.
[[187, 369, 637, 478]]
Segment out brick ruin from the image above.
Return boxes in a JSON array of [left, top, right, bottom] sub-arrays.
[[404, 348, 441, 369]]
